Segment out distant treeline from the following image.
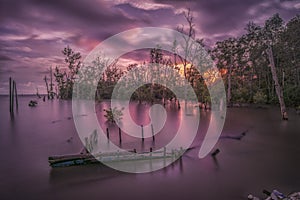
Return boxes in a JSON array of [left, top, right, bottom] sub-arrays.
[[52, 12, 300, 109]]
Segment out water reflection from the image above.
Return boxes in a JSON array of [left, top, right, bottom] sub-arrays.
[[95, 101, 186, 152], [2, 96, 300, 199], [131, 102, 151, 125], [212, 157, 219, 169]]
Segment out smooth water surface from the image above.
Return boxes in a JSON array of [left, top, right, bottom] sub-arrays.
[[1, 96, 300, 200]]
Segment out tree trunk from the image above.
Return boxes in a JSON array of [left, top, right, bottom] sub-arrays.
[[50, 66, 54, 99], [44, 76, 49, 99], [297, 67, 300, 86], [227, 58, 232, 106], [266, 46, 288, 120]]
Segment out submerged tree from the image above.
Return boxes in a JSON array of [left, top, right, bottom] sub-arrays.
[[54, 46, 81, 99], [264, 14, 288, 120], [175, 8, 209, 105], [103, 107, 124, 123], [43, 66, 55, 100]]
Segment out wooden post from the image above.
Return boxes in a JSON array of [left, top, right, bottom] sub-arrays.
[[118, 127, 122, 143], [211, 149, 220, 157], [141, 125, 144, 142], [50, 66, 53, 99], [106, 128, 110, 139], [9, 77, 12, 113], [171, 149, 175, 162], [163, 147, 166, 167], [13, 80, 18, 110], [151, 124, 155, 141], [44, 75, 49, 99], [11, 80, 15, 113]]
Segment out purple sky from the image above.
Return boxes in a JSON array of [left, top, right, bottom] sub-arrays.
[[0, 0, 299, 94]]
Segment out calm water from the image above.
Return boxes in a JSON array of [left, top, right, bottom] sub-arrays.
[[1, 96, 300, 200]]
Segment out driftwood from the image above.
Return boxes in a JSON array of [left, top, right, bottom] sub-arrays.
[[28, 100, 38, 107], [220, 130, 248, 140], [248, 189, 300, 200]]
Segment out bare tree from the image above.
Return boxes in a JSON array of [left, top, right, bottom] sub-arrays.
[[263, 14, 288, 120]]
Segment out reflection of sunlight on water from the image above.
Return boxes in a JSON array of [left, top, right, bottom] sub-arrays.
[[167, 101, 199, 148], [109, 101, 167, 138], [95, 100, 179, 142], [130, 102, 151, 125], [81, 100, 209, 156]]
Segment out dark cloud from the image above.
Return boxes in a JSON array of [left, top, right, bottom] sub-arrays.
[[194, 0, 260, 33], [0, 55, 13, 61], [152, 0, 299, 42], [0, 0, 139, 45]]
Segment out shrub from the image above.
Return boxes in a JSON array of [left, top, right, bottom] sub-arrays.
[[253, 90, 267, 104]]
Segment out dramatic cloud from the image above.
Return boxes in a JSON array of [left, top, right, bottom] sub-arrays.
[[0, 0, 299, 94]]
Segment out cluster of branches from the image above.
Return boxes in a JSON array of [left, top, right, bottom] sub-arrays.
[[43, 66, 56, 100], [54, 46, 82, 99], [212, 14, 300, 109], [72, 47, 193, 104]]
